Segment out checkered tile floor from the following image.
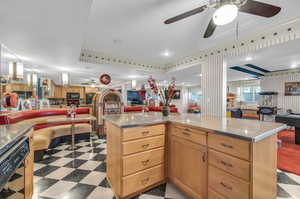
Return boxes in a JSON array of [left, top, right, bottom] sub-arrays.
[[32, 135, 300, 199]]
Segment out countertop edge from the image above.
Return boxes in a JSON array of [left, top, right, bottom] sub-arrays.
[[104, 117, 287, 142]]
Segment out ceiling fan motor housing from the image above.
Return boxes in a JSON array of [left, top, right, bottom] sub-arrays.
[[209, 0, 248, 8]]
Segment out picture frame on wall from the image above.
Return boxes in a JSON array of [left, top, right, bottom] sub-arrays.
[[173, 90, 181, 99], [285, 82, 300, 96]]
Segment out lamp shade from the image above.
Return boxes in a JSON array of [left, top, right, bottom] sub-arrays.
[[213, 4, 238, 26]]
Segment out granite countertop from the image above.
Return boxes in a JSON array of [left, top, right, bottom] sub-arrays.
[[104, 112, 286, 142], [0, 122, 33, 156]]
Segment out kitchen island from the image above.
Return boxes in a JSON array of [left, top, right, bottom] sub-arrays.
[[104, 113, 286, 199]]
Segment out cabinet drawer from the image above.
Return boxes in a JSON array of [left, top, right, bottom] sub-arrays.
[[122, 164, 164, 197], [123, 135, 165, 155], [123, 147, 164, 176], [123, 124, 165, 141], [209, 166, 250, 199], [208, 134, 250, 160], [208, 189, 226, 199], [172, 126, 207, 146], [209, 150, 250, 181]]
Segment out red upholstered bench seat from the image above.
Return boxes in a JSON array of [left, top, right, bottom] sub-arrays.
[[0, 108, 92, 158], [0, 108, 90, 125]]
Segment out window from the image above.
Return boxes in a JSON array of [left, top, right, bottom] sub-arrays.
[[191, 92, 201, 101], [240, 86, 261, 102]]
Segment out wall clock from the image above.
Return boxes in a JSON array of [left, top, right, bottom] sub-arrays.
[[99, 74, 111, 85]]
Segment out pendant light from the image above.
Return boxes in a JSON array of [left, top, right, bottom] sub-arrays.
[[9, 62, 24, 80], [62, 73, 70, 86], [27, 73, 38, 87]]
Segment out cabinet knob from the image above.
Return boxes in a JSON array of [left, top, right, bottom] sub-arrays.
[[141, 177, 150, 185], [142, 131, 150, 135], [202, 153, 206, 162], [141, 160, 150, 165], [220, 182, 232, 190], [220, 160, 233, 167], [142, 144, 150, 148], [220, 143, 233, 149], [183, 132, 191, 136]]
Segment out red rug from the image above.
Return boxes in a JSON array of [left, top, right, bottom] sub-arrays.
[[278, 130, 300, 175]]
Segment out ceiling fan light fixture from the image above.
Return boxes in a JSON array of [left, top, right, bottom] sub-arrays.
[[213, 4, 238, 26]]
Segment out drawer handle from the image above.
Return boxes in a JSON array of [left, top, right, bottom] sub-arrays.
[[221, 143, 233, 149], [141, 160, 150, 165], [142, 144, 150, 148], [202, 153, 206, 162], [220, 182, 232, 191], [142, 131, 150, 135], [183, 132, 191, 136], [220, 160, 233, 167], [141, 177, 150, 185]]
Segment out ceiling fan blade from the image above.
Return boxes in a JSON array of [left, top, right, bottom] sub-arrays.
[[239, 0, 281, 18], [204, 18, 216, 38], [164, 5, 207, 24]]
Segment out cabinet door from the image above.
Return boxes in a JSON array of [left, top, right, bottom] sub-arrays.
[[25, 131, 34, 199], [170, 136, 207, 199]]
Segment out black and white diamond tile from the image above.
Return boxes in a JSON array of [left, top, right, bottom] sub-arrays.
[[32, 135, 300, 199]]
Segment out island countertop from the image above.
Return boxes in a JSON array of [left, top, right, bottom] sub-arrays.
[[0, 121, 33, 156], [104, 112, 286, 142]]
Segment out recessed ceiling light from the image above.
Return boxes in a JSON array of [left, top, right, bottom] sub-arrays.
[[291, 63, 297, 68], [57, 66, 70, 71], [199, 74, 203, 77], [245, 56, 253, 61], [128, 75, 139, 79], [162, 50, 171, 57]]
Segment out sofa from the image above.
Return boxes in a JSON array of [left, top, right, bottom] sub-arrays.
[[0, 108, 92, 161]]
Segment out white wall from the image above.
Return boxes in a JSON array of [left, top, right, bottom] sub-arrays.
[[261, 73, 300, 113]]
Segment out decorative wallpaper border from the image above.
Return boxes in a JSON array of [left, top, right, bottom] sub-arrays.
[[79, 49, 166, 72]]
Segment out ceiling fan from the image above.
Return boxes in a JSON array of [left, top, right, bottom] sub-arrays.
[[164, 0, 281, 38]]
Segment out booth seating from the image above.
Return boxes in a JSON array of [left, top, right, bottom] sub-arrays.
[[124, 106, 178, 113], [0, 108, 92, 161]]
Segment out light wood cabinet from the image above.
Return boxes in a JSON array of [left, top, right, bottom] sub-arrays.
[[106, 122, 166, 199], [106, 121, 278, 199], [54, 85, 63, 98], [25, 130, 34, 199], [85, 87, 99, 93], [169, 135, 207, 199], [6, 83, 32, 92], [62, 86, 85, 99]]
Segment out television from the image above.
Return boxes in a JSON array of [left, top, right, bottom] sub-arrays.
[[127, 90, 143, 105]]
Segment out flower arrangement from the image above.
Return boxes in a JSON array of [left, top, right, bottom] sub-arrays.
[[148, 76, 176, 116]]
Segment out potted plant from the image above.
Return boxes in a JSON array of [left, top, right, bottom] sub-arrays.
[[148, 76, 176, 116]]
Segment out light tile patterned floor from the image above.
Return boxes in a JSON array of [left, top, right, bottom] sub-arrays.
[[32, 135, 300, 199]]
